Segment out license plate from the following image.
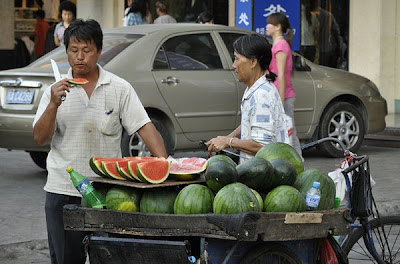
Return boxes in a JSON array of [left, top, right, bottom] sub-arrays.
[[6, 89, 35, 104]]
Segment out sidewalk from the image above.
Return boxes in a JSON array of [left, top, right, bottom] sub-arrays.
[[364, 113, 400, 147]]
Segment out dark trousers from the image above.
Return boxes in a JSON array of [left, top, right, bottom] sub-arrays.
[[45, 192, 87, 264]]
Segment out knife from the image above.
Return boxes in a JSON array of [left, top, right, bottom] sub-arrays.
[[50, 59, 65, 101]]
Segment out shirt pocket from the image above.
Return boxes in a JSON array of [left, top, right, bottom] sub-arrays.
[[100, 112, 121, 136]]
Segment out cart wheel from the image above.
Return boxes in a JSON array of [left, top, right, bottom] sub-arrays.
[[240, 243, 302, 264]]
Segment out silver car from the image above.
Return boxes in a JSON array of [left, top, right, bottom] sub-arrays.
[[0, 24, 387, 169]]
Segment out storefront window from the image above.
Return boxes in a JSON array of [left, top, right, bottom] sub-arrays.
[[300, 0, 349, 70]]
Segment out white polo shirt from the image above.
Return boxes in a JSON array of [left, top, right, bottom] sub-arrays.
[[240, 75, 287, 163], [33, 65, 150, 196]]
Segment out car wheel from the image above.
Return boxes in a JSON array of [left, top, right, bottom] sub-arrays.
[[318, 102, 365, 157], [29, 151, 48, 170], [121, 116, 173, 157]]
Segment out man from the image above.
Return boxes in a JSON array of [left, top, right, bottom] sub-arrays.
[[33, 19, 167, 264], [154, 1, 177, 24]]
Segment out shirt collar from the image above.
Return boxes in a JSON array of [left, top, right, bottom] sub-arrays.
[[242, 75, 268, 100], [67, 64, 111, 86]]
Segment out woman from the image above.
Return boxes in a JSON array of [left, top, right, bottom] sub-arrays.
[[53, 1, 76, 47], [207, 34, 288, 163], [266, 12, 303, 158], [124, 0, 150, 26]]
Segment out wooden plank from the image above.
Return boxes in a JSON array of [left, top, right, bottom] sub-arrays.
[[64, 206, 350, 242], [284, 212, 323, 224], [88, 177, 205, 189]]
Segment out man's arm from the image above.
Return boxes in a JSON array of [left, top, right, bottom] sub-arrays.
[[137, 122, 168, 158]]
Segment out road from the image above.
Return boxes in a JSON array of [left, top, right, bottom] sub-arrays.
[[0, 145, 399, 263]]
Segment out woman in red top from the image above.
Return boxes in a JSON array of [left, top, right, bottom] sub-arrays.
[[34, 9, 50, 59], [266, 12, 303, 158]]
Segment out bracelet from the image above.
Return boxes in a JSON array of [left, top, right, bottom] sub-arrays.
[[229, 137, 235, 149]]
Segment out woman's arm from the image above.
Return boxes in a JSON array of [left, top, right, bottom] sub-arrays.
[[275, 50, 288, 106]]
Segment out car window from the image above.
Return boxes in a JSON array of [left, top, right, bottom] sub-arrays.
[[220, 33, 247, 62], [160, 33, 223, 70], [30, 34, 144, 70]]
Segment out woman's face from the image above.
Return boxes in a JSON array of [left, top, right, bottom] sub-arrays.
[[266, 19, 280, 36], [62, 10, 74, 24], [232, 51, 253, 84]]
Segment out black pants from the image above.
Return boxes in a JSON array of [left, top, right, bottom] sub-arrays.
[[45, 192, 87, 264]]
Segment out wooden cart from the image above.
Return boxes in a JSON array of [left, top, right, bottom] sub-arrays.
[[63, 178, 351, 264]]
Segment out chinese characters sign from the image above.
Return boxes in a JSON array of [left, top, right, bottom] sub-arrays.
[[235, 0, 252, 30], [254, 0, 301, 51]]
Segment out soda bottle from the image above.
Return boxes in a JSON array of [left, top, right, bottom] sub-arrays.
[[66, 166, 106, 209], [306, 181, 321, 211]]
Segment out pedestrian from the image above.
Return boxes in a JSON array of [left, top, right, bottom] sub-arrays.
[[33, 9, 50, 60], [266, 12, 303, 158], [206, 34, 288, 163], [53, 0, 76, 47], [123, 0, 149, 26], [196, 11, 214, 24], [33, 19, 168, 264], [154, 1, 177, 24]]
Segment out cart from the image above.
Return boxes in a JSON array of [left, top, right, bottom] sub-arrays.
[[63, 177, 350, 264]]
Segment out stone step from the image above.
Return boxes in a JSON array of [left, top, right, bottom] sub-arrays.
[[364, 127, 400, 148]]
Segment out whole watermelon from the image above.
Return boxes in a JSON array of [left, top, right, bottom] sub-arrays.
[[204, 160, 238, 192], [250, 188, 263, 211], [269, 158, 297, 188], [237, 157, 275, 193], [174, 184, 214, 214], [255, 143, 304, 175], [105, 187, 141, 212], [140, 188, 178, 214], [264, 185, 306, 212], [293, 168, 336, 210], [207, 154, 237, 168], [213, 183, 260, 214]]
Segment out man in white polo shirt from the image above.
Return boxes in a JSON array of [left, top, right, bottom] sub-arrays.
[[33, 19, 167, 264]]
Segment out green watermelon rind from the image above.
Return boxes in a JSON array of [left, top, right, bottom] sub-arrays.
[[269, 158, 297, 188], [136, 160, 171, 184], [127, 160, 144, 182], [101, 161, 127, 181], [115, 161, 135, 181], [68, 78, 88, 85], [174, 184, 214, 214], [140, 189, 178, 214], [105, 187, 140, 212], [207, 155, 237, 168], [236, 157, 275, 193], [264, 185, 307, 212], [204, 160, 238, 192]]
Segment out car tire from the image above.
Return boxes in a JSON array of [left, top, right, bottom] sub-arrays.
[[121, 116, 173, 157], [29, 151, 48, 170], [318, 102, 365, 157]]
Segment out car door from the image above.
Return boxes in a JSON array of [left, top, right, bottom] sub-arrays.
[[152, 32, 239, 142]]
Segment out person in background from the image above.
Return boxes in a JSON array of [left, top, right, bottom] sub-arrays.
[[33, 9, 50, 60], [54, 0, 76, 47], [207, 34, 288, 163], [266, 12, 303, 158], [33, 19, 168, 264], [196, 11, 214, 24], [124, 0, 150, 26], [300, 0, 319, 62], [154, 1, 177, 24]]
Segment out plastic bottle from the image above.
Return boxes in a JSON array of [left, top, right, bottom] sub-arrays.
[[66, 166, 106, 209], [306, 181, 321, 211]]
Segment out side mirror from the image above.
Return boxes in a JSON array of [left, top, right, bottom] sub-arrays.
[[293, 55, 311, 72]]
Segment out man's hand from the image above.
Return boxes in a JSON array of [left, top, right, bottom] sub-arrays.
[[206, 136, 230, 152], [51, 79, 71, 105]]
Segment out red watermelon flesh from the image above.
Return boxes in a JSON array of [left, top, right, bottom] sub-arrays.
[[136, 160, 171, 184], [127, 159, 147, 182], [89, 157, 123, 178], [169, 157, 208, 175], [115, 160, 134, 180], [68, 78, 88, 85], [101, 161, 126, 180]]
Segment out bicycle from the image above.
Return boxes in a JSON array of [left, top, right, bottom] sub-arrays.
[[302, 137, 400, 264]]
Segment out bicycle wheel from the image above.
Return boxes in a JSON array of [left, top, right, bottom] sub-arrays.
[[342, 215, 400, 263], [240, 243, 302, 264]]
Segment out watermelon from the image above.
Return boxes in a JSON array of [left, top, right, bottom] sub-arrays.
[[204, 160, 238, 192], [250, 188, 263, 212], [136, 160, 171, 184], [207, 154, 237, 168], [213, 182, 260, 214], [169, 157, 207, 181], [174, 184, 214, 214], [68, 78, 88, 85], [101, 160, 127, 180], [237, 157, 275, 193], [255, 143, 304, 175], [269, 158, 297, 188], [127, 159, 146, 182], [105, 187, 140, 212], [293, 168, 336, 210], [89, 156, 123, 177], [140, 188, 178, 214], [264, 185, 306, 212], [115, 160, 134, 180]]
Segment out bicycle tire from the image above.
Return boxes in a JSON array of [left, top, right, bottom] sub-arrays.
[[341, 215, 400, 263], [240, 242, 302, 264]]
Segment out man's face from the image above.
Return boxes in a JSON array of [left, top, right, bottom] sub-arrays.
[[67, 37, 101, 76]]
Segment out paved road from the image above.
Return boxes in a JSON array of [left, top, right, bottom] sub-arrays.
[[0, 145, 399, 263]]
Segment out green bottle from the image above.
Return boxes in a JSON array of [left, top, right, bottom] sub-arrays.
[[66, 166, 106, 209]]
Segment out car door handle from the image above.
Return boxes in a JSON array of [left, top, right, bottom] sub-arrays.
[[161, 77, 180, 85]]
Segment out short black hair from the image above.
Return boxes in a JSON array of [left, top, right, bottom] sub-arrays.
[[64, 19, 103, 51], [197, 11, 213, 23], [36, 9, 45, 19], [59, 0, 76, 18]]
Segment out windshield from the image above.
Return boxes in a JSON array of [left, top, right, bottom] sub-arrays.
[[30, 34, 144, 71]]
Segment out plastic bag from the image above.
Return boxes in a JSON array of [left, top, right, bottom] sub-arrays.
[[277, 114, 293, 146]]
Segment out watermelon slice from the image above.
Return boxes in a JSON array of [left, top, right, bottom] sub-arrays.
[[101, 161, 126, 180], [68, 78, 88, 85], [115, 160, 134, 180], [89, 157, 123, 177], [169, 157, 208, 180], [136, 160, 171, 184], [127, 159, 147, 182]]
